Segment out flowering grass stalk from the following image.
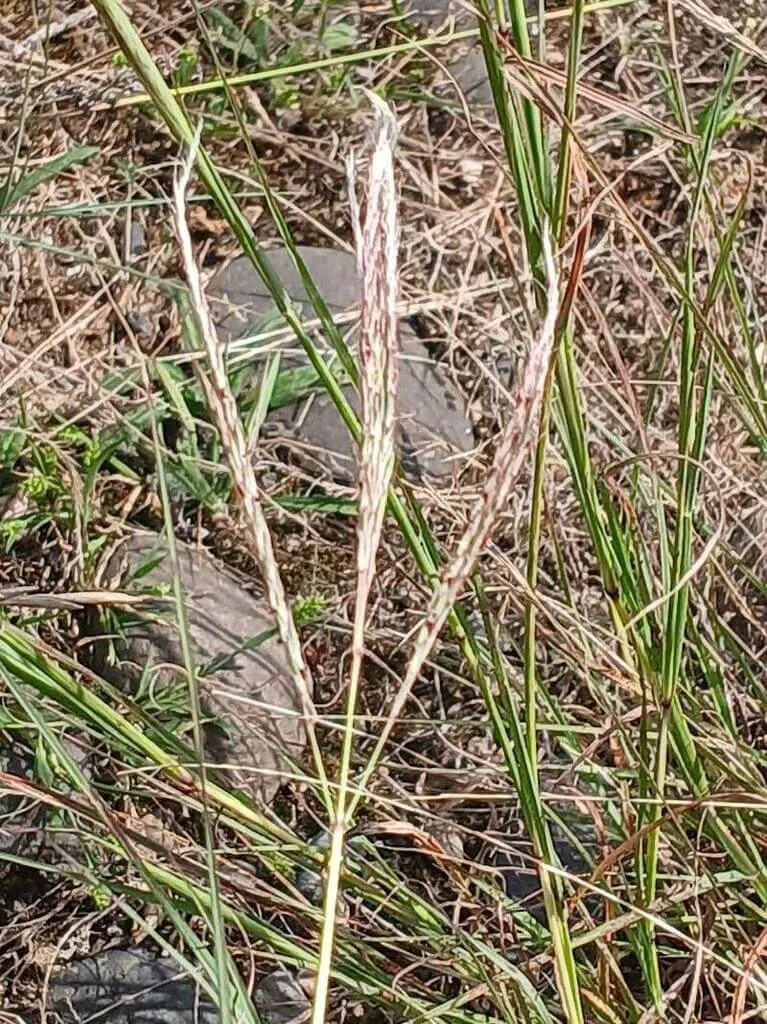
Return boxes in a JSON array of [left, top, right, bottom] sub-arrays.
[[348, 224, 560, 819], [174, 133, 331, 813], [312, 97, 400, 1024]]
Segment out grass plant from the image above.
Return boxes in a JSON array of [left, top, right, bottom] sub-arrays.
[[1, 1, 767, 1022]]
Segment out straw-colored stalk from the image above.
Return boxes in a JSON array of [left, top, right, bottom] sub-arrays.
[[348, 225, 561, 817], [312, 97, 400, 1024], [173, 133, 330, 808]]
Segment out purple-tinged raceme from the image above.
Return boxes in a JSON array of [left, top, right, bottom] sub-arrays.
[[313, 97, 401, 1024], [351, 225, 560, 807]]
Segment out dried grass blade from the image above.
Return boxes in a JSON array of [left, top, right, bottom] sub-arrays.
[[498, 42, 696, 144], [678, 0, 767, 64]]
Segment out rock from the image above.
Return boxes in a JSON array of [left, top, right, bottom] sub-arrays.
[[50, 952, 311, 1024], [126, 307, 154, 339], [295, 830, 330, 905], [294, 830, 369, 906], [207, 246, 474, 484], [494, 806, 599, 923], [266, 331, 473, 483], [399, 0, 486, 104], [445, 49, 494, 106], [495, 834, 590, 916], [402, 0, 470, 28], [91, 533, 306, 804], [404, 0, 535, 27], [50, 949, 218, 1023], [0, 733, 96, 863], [210, 246, 361, 344], [0, 742, 44, 860], [125, 220, 147, 260], [402, 0, 538, 109], [254, 967, 311, 1024]]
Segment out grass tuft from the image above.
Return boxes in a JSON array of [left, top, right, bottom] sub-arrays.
[[2, 1, 767, 1022]]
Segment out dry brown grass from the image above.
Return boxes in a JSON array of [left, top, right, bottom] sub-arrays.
[[2, 0, 767, 1019]]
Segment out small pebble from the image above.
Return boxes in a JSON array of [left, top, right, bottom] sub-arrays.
[[295, 830, 331, 905], [126, 220, 146, 260], [255, 966, 311, 1024]]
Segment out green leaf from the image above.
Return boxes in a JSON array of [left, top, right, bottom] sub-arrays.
[[269, 363, 349, 409], [319, 21, 358, 52], [0, 146, 100, 215], [154, 361, 196, 431], [0, 426, 26, 467], [244, 352, 280, 440], [244, 17, 269, 65], [198, 628, 277, 676], [205, 8, 263, 65], [274, 494, 356, 516]]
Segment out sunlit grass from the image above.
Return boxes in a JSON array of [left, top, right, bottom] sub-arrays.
[[1, 0, 767, 1021]]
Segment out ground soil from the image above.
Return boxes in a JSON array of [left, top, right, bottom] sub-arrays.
[[2, 1, 767, 1020]]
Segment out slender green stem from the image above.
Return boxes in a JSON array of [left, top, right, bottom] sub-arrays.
[[474, 6, 587, 1022], [149, 380, 232, 1024]]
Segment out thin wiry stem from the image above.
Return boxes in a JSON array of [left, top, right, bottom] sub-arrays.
[[313, 97, 400, 1024]]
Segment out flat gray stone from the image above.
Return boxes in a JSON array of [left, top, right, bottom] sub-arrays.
[[404, 0, 535, 27], [50, 949, 218, 1024], [403, 0, 470, 28], [91, 533, 306, 803], [208, 246, 474, 484], [445, 49, 494, 105], [266, 332, 472, 482], [295, 830, 330, 905], [403, 0, 537, 108], [495, 832, 591, 921], [254, 967, 310, 1024], [210, 246, 360, 345], [493, 800, 599, 923], [400, 0, 485, 106]]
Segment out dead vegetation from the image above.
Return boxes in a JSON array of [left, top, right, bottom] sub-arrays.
[[2, 1, 767, 1022]]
